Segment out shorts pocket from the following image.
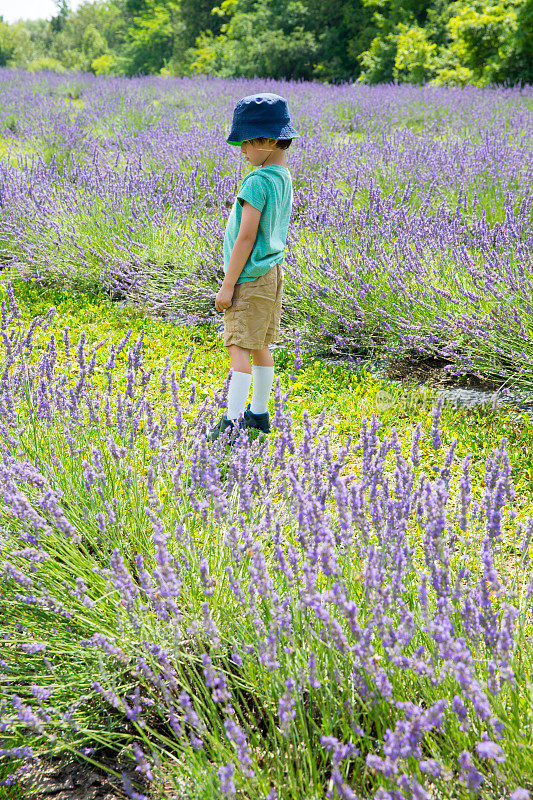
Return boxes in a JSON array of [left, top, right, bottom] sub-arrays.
[[263, 266, 278, 284], [224, 298, 250, 333]]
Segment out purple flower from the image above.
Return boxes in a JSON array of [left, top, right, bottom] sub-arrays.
[[30, 685, 54, 700], [10, 695, 45, 733], [475, 738, 505, 763], [431, 397, 444, 451], [458, 750, 483, 793], [130, 744, 153, 783], [120, 772, 149, 800], [199, 558, 216, 596], [278, 678, 296, 733], [1, 113, 532, 800], [419, 759, 441, 777], [21, 642, 47, 654], [224, 716, 254, 778], [202, 654, 230, 703], [218, 763, 236, 796], [293, 329, 302, 371]]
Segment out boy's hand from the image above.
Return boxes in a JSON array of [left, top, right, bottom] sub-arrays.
[[215, 285, 234, 312]]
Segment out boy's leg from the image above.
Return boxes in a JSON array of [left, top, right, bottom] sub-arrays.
[[227, 344, 252, 374], [248, 263, 282, 417], [250, 346, 275, 414], [225, 344, 252, 421], [251, 345, 273, 368]]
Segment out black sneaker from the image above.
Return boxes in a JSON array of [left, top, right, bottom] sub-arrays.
[[207, 415, 244, 443], [243, 403, 270, 434]]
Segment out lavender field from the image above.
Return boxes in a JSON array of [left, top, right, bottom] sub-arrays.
[[1, 69, 532, 381], [1, 69, 533, 800]]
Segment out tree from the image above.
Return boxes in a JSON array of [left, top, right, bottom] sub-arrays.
[[0, 0, 530, 87], [180, 0, 224, 49], [190, 0, 319, 79], [50, 0, 70, 34], [114, 0, 183, 75], [12, 2, 127, 73], [358, 0, 435, 82], [509, 0, 533, 84], [0, 21, 32, 67], [358, 31, 398, 82], [304, 0, 376, 82], [82, 23, 108, 69], [434, 0, 529, 85], [394, 23, 438, 83]]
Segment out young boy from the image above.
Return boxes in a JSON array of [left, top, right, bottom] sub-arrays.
[[208, 93, 299, 443]]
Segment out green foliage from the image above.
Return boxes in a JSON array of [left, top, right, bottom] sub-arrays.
[[294, 0, 376, 81], [394, 23, 438, 83], [191, 0, 319, 80], [50, 0, 70, 33], [361, 0, 433, 30], [82, 23, 107, 66], [28, 55, 68, 73], [438, 0, 529, 86], [511, 0, 533, 84], [0, 0, 531, 86], [0, 21, 31, 67], [3, 113, 17, 134], [50, 1, 127, 73], [116, 0, 183, 76], [358, 31, 398, 83], [0, 1, 127, 74], [91, 51, 116, 73], [358, 0, 531, 85], [8, 19, 54, 70], [180, 0, 224, 49]]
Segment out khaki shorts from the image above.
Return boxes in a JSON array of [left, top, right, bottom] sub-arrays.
[[223, 263, 283, 350]]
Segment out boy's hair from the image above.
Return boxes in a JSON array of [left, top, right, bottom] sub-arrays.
[[248, 137, 292, 150]]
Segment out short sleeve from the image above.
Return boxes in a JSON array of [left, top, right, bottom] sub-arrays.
[[237, 173, 267, 212]]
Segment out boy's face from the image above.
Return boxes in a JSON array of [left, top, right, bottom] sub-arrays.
[[240, 138, 277, 166]]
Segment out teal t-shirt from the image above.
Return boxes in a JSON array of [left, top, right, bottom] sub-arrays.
[[223, 164, 293, 285]]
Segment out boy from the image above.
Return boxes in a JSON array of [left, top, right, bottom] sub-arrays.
[[208, 93, 299, 443]]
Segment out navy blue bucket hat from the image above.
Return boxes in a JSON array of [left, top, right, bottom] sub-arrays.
[[227, 93, 300, 145]]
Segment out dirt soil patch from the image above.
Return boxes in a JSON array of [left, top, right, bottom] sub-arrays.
[[386, 356, 501, 391], [17, 751, 150, 800]]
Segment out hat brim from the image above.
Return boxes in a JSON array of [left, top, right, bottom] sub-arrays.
[[226, 123, 300, 146]]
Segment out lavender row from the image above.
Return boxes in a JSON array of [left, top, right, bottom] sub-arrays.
[[0, 289, 532, 799], [0, 70, 532, 385]]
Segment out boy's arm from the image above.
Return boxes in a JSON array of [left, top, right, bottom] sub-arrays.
[[215, 201, 261, 312]]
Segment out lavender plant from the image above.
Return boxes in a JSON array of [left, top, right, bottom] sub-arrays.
[[0, 287, 532, 800]]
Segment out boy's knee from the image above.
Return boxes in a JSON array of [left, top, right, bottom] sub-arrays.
[[227, 344, 250, 355]]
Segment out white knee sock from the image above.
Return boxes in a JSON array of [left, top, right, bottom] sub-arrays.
[[250, 365, 275, 414], [226, 371, 252, 421]]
